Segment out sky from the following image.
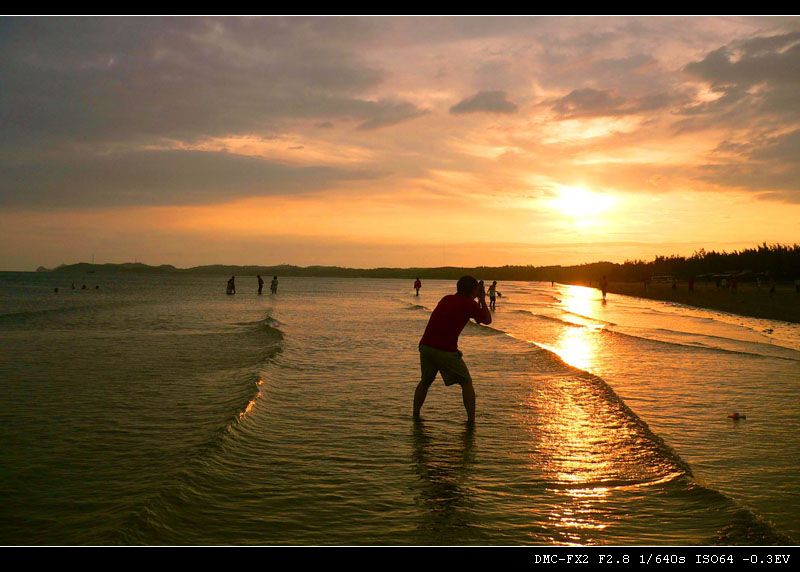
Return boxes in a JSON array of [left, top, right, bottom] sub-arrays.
[[1, 16, 799, 271]]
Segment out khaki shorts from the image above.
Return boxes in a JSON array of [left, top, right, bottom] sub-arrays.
[[419, 344, 473, 387]]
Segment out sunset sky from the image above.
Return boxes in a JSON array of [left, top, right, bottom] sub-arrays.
[[1, 16, 799, 270]]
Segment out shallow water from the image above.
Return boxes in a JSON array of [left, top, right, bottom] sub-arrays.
[[0, 273, 797, 544]]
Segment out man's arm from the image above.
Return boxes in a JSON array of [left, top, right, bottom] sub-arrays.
[[475, 294, 492, 325]]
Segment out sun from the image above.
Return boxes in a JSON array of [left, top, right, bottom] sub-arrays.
[[549, 185, 617, 220]]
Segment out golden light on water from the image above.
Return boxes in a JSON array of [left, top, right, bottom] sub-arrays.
[[532, 377, 616, 542], [552, 328, 601, 371], [561, 284, 599, 318]]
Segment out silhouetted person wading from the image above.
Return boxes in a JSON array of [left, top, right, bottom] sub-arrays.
[[413, 275, 492, 424]]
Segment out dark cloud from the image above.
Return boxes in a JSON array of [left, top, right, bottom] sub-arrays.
[[684, 32, 800, 88], [550, 88, 675, 118], [0, 18, 424, 148], [0, 149, 383, 208], [698, 129, 800, 197], [356, 101, 428, 130], [0, 18, 427, 207], [450, 91, 518, 115], [680, 31, 800, 128]]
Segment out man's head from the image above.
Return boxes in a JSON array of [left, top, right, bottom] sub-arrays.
[[456, 275, 479, 298], [273, 276, 277, 279]]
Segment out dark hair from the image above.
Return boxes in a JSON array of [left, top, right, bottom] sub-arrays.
[[456, 275, 478, 295]]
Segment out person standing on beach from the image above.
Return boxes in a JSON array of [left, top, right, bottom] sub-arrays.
[[226, 276, 236, 295], [270, 276, 279, 294], [601, 275, 609, 300], [414, 277, 422, 296], [488, 280, 498, 310], [257, 275, 264, 295], [413, 275, 492, 424]]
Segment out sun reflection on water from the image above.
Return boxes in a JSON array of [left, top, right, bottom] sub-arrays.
[[560, 284, 599, 318]]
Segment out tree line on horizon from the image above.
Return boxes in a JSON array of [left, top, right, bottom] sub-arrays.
[[43, 243, 800, 283]]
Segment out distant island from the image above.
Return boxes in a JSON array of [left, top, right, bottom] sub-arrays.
[[35, 243, 800, 283]]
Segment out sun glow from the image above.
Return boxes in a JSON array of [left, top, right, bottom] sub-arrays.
[[550, 186, 617, 220]]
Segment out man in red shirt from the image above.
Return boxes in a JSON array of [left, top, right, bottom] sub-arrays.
[[414, 277, 422, 296], [413, 275, 492, 424]]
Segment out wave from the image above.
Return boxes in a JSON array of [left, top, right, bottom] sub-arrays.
[[497, 331, 791, 544], [650, 326, 800, 355], [606, 328, 799, 362], [512, 309, 596, 329], [229, 316, 284, 424], [0, 299, 139, 324], [112, 314, 285, 543], [562, 310, 616, 326]]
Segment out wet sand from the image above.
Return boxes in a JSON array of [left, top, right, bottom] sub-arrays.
[[571, 281, 800, 324]]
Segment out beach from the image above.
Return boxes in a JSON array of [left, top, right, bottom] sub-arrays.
[[573, 281, 800, 324]]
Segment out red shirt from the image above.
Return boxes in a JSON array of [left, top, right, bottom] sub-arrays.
[[414, 280, 422, 289], [420, 294, 483, 352]]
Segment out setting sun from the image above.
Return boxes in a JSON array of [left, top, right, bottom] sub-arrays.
[[550, 186, 617, 220]]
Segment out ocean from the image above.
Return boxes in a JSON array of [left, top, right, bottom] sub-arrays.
[[1, 272, 798, 545]]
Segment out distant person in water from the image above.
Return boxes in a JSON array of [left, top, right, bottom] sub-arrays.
[[477, 280, 486, 300], [81, 284, 87, 290], [414, 277, 422, 296], [71, 282, 76, 290], [488, 280, 498, 310], [601, 275, 609, 300], [257, 275, 264, 295], [270, 276, 278, 294], [226, 276, 236, 295], [414, 275, 492, 424]]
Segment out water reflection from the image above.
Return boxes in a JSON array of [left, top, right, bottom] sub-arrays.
[[411, 421, 476, 541], [552, 327, 602, 372], [530, 378, 616, 544], [549, 285, 605, 372], [560, 284, 598, 320]]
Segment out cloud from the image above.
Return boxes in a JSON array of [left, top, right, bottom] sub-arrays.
[[356, 101, 428, 130], [551, 88, 676, 118], [0, 149, 383, 208], [450, 91, 518, 115], [681, 31, 800, 125], [684, 32, 800, 88], [0, 18, 425, 147], [698, 129, 800, 197]]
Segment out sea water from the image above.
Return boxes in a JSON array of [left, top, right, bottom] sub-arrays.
[[1, 273, 798, 544]]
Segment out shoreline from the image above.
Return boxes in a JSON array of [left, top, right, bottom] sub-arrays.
[[571, 281, 800, 324]]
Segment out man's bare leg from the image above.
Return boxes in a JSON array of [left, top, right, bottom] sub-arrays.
[[461, 380, 476, 424], [413, 379, 433, 419]]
